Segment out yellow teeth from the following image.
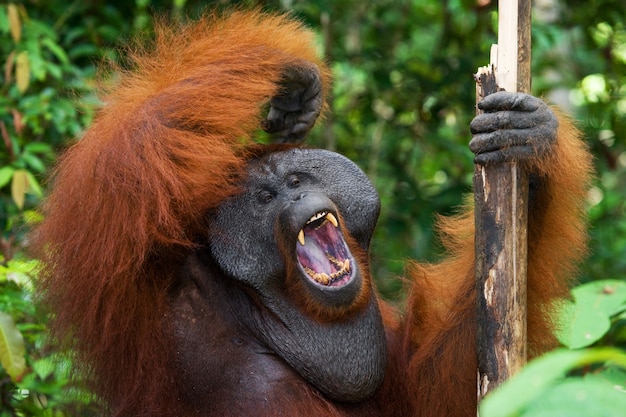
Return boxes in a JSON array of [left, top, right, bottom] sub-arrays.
[[303, 258, 351, 285], [298, 211, 339, 246], [326, 212, 338, 228]]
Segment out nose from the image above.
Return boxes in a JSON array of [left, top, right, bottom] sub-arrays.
[[293, 192, 307, 201]]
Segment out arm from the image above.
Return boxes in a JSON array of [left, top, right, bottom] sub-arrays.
[[395, 92, 593, 417], [32, 11, 330, 416], [470, 93, 593, 353]]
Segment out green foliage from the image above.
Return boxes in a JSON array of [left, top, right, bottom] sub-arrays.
[[0, 0, 624, 415], [480, 348, 626, 417], [0, 3, 94, 258], [557, 280, 626, 349], [0, 310, 26, 381], [0, 258, 98, 416], [537, 1, 626, 283], [480, 280, 626, 416], [0, 2, 100, 415]]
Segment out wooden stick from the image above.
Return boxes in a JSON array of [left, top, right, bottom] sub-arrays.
[[475, 0, 532, 404]]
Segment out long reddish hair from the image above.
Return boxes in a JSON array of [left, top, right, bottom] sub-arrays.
[[33, 10, 329, 416]]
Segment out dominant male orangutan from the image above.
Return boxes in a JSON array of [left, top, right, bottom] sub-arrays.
[[33, 10, 593, 417]]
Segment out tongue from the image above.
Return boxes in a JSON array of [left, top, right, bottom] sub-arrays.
[[296, 233, 333, 274]]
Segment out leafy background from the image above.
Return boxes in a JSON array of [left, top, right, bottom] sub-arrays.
[[0, 0, 625, 415]]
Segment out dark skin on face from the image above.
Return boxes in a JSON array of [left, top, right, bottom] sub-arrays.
[[171, 147, 386, 411], [171, 61, 387, 407]]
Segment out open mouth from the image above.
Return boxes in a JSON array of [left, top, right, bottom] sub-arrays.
[[295, 210, 353, 287]]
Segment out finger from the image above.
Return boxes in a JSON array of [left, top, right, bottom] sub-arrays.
[[477, 91, 542, 113], [470, 108, 553, 134], [263, 61, 323, 144], [473, 145, 542, 165], [470, 129, 555, 158]]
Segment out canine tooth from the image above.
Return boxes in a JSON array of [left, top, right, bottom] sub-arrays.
[[298, 229, 305, 246], [326, 212, 338, 228], [344, 259, 350, 271]]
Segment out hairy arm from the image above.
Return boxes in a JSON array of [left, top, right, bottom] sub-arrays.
[[392, 92, 593, 417]]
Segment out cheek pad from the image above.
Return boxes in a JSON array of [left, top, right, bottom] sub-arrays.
[[209, 196, 283, 285]]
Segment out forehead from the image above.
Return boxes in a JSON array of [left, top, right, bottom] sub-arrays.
[[246, 149, 319, 181], [247, 155, 286, 179]]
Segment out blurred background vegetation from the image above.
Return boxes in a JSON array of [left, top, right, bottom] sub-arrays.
[[0, 0, 625, 415]]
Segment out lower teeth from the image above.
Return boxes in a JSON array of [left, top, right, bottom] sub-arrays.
[[303, 257, 351, 285]]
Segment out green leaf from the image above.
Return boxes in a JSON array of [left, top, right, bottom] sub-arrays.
[[556, 300, 611, 349], [597, 366, 626, 392], [23, 142, 52, 153], [521, 375, 626, 417], [556, 280, 626, 348], [479, 348, 626, 417], [22, 151, 46, 173], [10, 169, 28, 209], [23, 209, 44, 226], [0, 311, 26, 381], [572, 280, 626, 317], [7, 3, 21, 42], [15, 51, 30, 93], [33, 357, 55, 380], [4, 258, 37, 289], [0, 165, 15, 188], [41, 37, 69, 65], [24, 170, 43, 198]]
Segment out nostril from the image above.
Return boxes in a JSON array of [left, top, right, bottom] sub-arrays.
[[294, 193, 307, 201]]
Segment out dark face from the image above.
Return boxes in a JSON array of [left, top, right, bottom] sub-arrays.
[[208, 148, 386, 402], [209, 148, 381, 315]]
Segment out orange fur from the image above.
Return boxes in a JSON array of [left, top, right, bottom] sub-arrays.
[[33, 10, 593, 417], [394, 114, 593, 416], [33, 10, 330, 417]]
